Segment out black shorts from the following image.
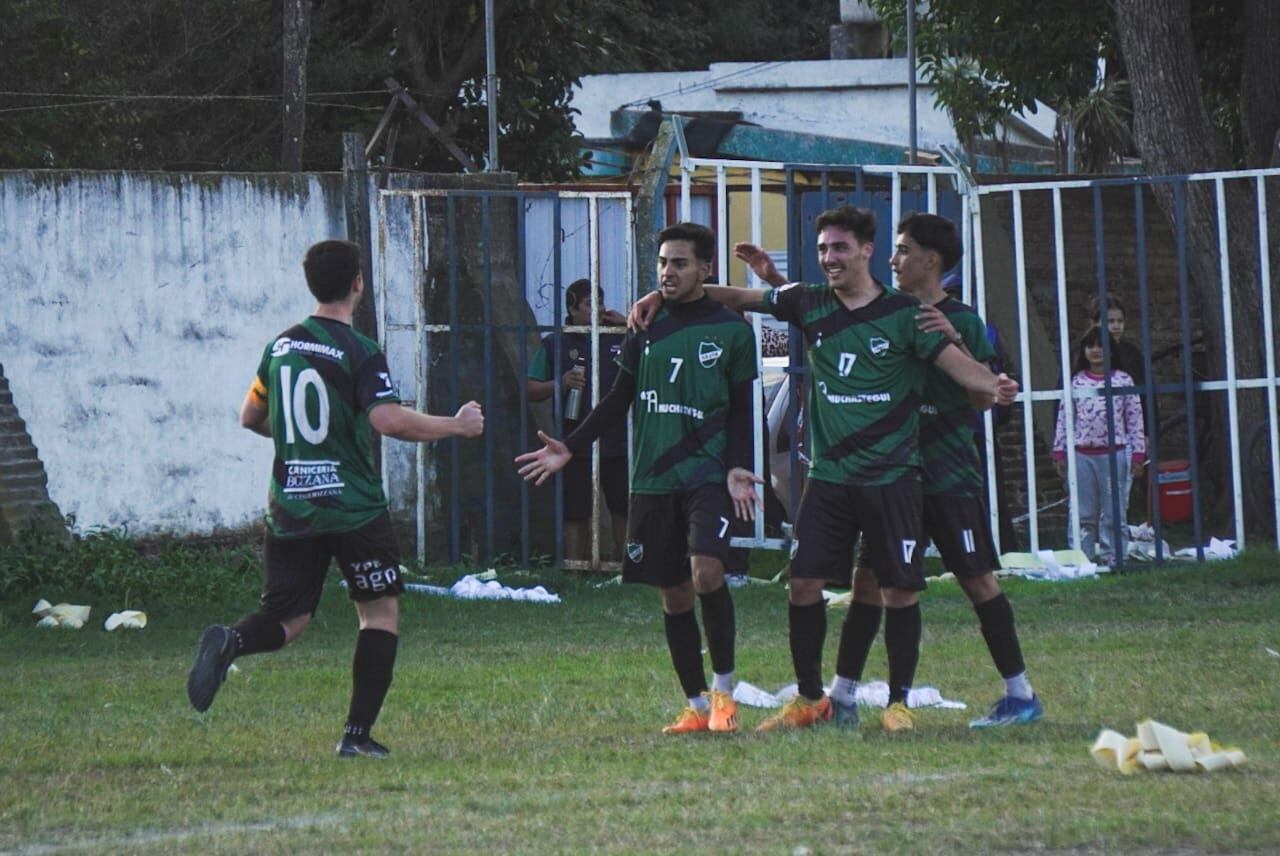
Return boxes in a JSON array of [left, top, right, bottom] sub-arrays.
[[790, 477, 926, 591], [260, 511, 404, 620], [923, 493, 1001, 577], [562, 455, 629, 521], [623, 483, 733, 588]]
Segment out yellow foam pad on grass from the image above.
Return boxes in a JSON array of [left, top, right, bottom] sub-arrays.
[[1092, 719, 1247, 773]]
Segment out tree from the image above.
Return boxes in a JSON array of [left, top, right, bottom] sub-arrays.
[[866, 0, 1114, 165], [1113, 0, 1279, 527], [281, 0, 311, 171]]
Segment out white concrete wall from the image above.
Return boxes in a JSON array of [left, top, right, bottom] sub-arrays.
[[572, 59, 1057, 152], [0, 171, 346, 534]]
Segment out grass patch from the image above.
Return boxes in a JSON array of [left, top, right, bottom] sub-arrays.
[[1, 553, 1277, 853]]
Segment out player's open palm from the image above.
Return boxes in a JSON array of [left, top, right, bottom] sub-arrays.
[[515, 431, 571, 485], [454, 401, 484, 437], [727, 467, 764, 522]]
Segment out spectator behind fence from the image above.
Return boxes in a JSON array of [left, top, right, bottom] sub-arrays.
[[1052, 325, 1146, 564], [1087, 294, 1145, 389], [527, 279, 628, 561], [1088, 292, 1155, 513]]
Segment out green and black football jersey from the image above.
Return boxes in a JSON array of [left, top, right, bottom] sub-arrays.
[[919, 297, 997, 496], [250, 316, 400, 537], [752, 282, 947, 486], [617, 295, 757, 494]]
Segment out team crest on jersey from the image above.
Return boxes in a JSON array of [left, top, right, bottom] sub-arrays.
[[626, 541, 645, 563], [870, 337, 890, 356], [698, 340, 723, 368]]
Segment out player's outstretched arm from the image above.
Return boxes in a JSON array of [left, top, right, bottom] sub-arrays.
[[627, 284, 773, 331], [514, 431, 572, 486], [934, 347, 1019, 410], [370, 400, 484, 442]]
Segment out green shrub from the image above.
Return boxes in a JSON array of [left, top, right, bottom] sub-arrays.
[[0, 522, 260, 606]]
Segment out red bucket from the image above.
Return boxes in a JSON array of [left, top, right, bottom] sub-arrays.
[[1153, 459, 1193, 523]]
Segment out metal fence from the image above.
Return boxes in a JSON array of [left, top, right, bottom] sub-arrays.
[[373, 164, 1280, 572]]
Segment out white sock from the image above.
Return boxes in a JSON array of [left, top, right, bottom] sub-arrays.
[[829, 675, 858, 706], [1004, 672, 1034, 701], [711, 672, 734, 693], [689, 694, 710, 712]]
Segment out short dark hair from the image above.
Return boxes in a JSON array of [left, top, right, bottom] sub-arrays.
[[657, 222, 715, 262], [565, 278, 596, 311], [814, 205, 876, 244], [897, 212, 963, 271], [1073, 324, 1107, 374], [303, 240, 361, 303]]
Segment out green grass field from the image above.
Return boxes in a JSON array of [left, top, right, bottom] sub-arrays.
[[2, 554, 1277, 854]]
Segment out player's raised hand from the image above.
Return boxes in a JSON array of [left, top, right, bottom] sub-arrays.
[[995, 373, 1019, 406], [627, 290, 663, 332], [727, 467, 764, 522], [454, 401, 484, 437], [733, 242, 783, 286], [515, 430, 572, 485]]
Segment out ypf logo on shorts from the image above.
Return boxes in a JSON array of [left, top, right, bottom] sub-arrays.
[[626, 541, 645, 564], [698, 340, 723, 368]]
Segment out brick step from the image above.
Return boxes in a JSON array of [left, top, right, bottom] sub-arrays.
[[0, 447, 42, 465], [0, 469, 49, 488]]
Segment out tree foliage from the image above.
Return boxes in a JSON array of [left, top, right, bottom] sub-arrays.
[[0, 0, 835, 178], [865, 0, 1268, 171]]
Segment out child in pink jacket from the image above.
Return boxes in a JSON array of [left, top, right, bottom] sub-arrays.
[[1053, 325, 1146, 564]]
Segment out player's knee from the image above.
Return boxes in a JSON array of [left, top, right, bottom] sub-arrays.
[[881, 587, 920, 609], [789, 577, 825, 605], [959, 572, 1001, 604], [660, 581, 696, 613], [852, 567, 882, 603], [690, 556, 726, 593], [281, 613, 311, 643]]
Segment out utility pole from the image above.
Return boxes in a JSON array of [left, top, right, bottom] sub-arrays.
[[906, 0, 917, 163], [485, 0, 499, 171]]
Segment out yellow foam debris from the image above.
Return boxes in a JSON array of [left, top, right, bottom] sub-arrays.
[[1092, 719, 1247, 773]]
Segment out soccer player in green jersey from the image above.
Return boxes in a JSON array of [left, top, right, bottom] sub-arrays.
[[877, 213, 1041, 728], [630, 206, 1017, 733], [186, 239, 484, 758], [517, 223, 763, 735]]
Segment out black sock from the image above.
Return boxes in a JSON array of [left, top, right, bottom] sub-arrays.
[[663, 608, 707, 699], [974, 594, 1026, 679], [835, 601, 883, 682], [884, 603, 922, 704], [697, 584, 736, 677], [232, 612, 287, 658], [345, 628, 399, 740], [789, 601, 827, 700]]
